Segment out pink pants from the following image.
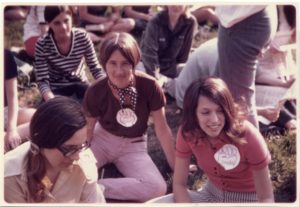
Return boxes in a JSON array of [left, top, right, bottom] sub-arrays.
[[91, 123, 167, 202]]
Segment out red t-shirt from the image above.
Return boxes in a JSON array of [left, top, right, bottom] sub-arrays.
[[176, 121, 271, 192], [83, 71, 166, 138]]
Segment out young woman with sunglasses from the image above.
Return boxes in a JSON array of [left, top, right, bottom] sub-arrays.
[[4, 96, 105, 203], [83, 32, 175, 202]]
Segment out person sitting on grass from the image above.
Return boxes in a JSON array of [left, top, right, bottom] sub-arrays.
[[34, 6, 103, 102], [138, 5, 197, 87], [4, 49, 36, 153], [83, 32, 175, 202], [4, 96, 105, 203], [147, 77, 274, 203], [78, 6, 135, 43]]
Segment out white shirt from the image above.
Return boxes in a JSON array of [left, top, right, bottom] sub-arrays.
[[23, 6, 45, 42], [4, 142, 105, 203], [215, 5, 266, 28]]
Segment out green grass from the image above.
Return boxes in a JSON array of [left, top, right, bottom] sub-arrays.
[[4, 20, 24, 49]]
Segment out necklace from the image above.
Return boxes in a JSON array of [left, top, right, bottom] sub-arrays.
[[109, 79, 138, 127]]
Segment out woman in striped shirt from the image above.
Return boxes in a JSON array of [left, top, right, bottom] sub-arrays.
[[34, 6, 103, 102]]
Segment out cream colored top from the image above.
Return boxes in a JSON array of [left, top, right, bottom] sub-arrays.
[[4, 142, 105, 203], [215, 5, 266, 28]]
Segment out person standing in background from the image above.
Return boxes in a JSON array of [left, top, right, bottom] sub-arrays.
[[215, 5, 277, 127]]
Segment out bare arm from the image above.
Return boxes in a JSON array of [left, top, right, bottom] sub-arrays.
[[151, 107, 175, 170], [253, 166, 274, 202], [43, 91, 55, 101], [86, 116, 97, 142], [173, 156, 192, 202], [255, 75, 295, 88], [5, 77, 21, 151], [256, 106, 280, 122]]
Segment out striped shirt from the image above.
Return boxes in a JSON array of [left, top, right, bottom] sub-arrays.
[[34, 28, 103, 96]]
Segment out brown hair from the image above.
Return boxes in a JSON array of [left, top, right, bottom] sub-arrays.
[[44, 6, 72, 23], [27, 96, 86, 202], [181, 77, 246, 144], [99, 32, 141, 71], [44, 6, 73, 35]]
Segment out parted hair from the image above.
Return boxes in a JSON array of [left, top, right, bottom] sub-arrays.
[[99, 32, 141, 71], [44, 6, 73, 35], [27, 96, 86, 202], [44, 5, 72, 23], [181, 77, 246, 144]]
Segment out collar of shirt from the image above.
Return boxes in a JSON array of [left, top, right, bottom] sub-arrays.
[[193, 132, 230, 147], [4, 141, 82, 179], [160, 9, 193, 33], [4, 142, 31, 179]]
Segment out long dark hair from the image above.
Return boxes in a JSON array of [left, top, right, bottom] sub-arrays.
[[181, 77, 246, 144], [27, 96, 86, 202], [44, 6, 73, 34], [99, 32, 141, 71]]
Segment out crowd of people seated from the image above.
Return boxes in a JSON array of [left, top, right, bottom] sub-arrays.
[[3, 4, 297, 204]]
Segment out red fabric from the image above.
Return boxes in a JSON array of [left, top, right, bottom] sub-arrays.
[[24, 36, 39, 57], [176, 121, 271, 192], [83, 71, 166, 138]]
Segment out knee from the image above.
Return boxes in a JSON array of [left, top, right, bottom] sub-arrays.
[[18, 108, 36, 125], [126, 19, 135, 31]]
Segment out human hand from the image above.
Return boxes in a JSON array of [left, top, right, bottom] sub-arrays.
[[158, 76, 170, 89], [260, 106, 280, 122], [4, 129, 22, 152], [280, 75, 296, 88], [285, 119, 297, 136], [102, 21, 114, 32]]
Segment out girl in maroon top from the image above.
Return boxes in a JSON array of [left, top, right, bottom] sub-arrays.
[[83, 32, 175, 202]]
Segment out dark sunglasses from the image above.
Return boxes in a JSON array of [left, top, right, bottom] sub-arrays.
[[57, 141, 90, 157]]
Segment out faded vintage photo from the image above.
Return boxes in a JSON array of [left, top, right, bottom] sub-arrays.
[[2, 1, 298, 206]]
